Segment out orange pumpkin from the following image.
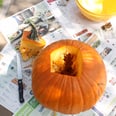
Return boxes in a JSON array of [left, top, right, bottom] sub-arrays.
[[32, 39, 106, 114], [19, 31, 46, 61], [19, 20, 46, 61]]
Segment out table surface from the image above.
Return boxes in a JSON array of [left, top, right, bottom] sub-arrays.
[[0, 0, 43, 19], [0, 105, 13, 116]]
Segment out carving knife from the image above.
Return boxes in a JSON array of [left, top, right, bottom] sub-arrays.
[[16, 52, 24, 103]]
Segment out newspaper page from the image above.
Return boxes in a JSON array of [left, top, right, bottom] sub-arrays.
[[0, 0, 116, 116]]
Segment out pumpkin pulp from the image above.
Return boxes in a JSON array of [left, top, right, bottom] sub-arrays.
[[50, 46, 82, 76]]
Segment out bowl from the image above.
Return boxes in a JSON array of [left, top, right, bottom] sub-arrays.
[[75, 0, 116, 22]]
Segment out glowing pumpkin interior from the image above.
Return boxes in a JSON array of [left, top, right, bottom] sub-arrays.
[[50, 46, 82, 77]]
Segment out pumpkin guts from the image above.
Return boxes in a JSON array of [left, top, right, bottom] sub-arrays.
[[61, 53, 77, 76]]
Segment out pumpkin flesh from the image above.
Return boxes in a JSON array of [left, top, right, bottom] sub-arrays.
[[19, 31, 46, 61], [32, 39, 106, 114]]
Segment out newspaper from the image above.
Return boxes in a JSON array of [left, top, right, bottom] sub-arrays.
[[0, 0, 116, 116]]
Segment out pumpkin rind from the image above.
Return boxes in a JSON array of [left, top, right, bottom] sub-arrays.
[[32, 39, 106, 114], [19, 31, 46, 61]]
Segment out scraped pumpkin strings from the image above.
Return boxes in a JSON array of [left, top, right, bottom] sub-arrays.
[[61, 53, 77, 76]]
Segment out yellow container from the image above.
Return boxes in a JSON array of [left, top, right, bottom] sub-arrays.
[[75, 0, 116, 22]]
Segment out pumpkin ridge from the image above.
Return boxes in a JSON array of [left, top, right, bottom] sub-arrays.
[[71, 77, 84, 113], [81, 55, 106, 96], [56, 75, 68, 113], [66, 76, 73, 114], [77, 46, 105, 110], [78, 77, 92, 111], [80, 45, 106, 102], [56, 76, 78, 114], [75, 77, 85, 112], [32, 66, 49, 86], [32, 55, 51, 101], [36, 75, 58, 107], [54, 75, 65, 112], [32, 70, 53, 102], [45, 74, 63, 111], [57, 75, 69, 113], [82, 71, 100, 102], [81, 72, 99, 109], [72, 46, 87, 111], [69, 77, 73, 114], [62, 77, 73, 114]]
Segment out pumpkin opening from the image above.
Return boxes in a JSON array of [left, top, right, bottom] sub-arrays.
[[50, 46, 81, 76]]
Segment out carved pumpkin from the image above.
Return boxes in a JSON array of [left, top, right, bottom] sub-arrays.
[[19, 31, 46, 61], [32, 39, 106, 114], [19, 20, 46, 61]]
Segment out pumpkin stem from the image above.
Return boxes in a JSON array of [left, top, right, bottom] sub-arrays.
[[26, 19, 39, 40]]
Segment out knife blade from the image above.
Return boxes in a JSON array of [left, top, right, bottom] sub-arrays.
[[16, 52, 24, 103]]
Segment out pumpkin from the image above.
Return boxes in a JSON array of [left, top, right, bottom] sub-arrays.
[[19, 31, 46, 61], [32, 39, 106, 114], [19, 20, 46, 61]]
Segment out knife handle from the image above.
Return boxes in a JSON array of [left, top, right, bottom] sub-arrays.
[[18, 79, 24, 103]]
